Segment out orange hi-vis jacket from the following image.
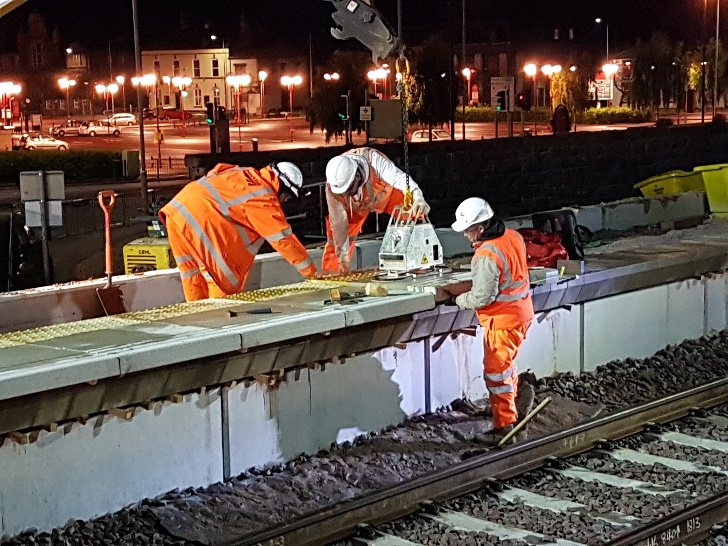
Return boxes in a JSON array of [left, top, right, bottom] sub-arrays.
[[159, 163, 317, 302], [458, 229, 534, 329]]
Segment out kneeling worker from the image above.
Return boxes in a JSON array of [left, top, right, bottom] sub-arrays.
[[323, 147, 431, 274], [451, 197, 534, 445], [160, 162, 317, 302]]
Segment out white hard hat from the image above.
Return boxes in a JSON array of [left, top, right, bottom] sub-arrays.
[[451, 197, 495, 232], [274, 162, 303, 197], [326, 155, 360, 194]]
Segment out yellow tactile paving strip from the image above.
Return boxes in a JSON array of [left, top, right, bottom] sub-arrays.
[[0, 274, 378, 348]]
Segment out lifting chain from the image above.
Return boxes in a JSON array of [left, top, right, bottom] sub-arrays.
[[396, 54, 413, 211]]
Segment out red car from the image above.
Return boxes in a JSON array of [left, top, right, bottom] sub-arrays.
[[160, 108, 192, 120]]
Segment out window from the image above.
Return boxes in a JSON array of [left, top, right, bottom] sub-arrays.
[[194, 87, 202, 107], [193, 59, 201, 78], [31, 43, 45, 68], [211, 59, 219, 77], [173, 60, 180, 76], [153, 60, 160, 75], [235, 63, 247, 75], [203, 94, 210, 105], [163, 95, 170, 106]]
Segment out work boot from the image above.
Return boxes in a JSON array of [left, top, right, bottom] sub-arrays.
[[473, 424, 515, 447]]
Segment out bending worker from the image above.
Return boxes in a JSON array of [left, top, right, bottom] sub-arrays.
[[451, 197, 534, 445], [160, 162, 317, 302], [323, 147, 430, 274]]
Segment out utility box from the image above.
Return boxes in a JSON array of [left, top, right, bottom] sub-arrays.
[[368, 99, 403, 139], [122, 150, 140, 178]]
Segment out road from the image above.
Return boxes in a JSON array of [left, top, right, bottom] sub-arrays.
[[33, 111, 707, 159]]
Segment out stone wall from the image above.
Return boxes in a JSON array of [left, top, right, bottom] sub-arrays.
[[186, 123, 728, 225]]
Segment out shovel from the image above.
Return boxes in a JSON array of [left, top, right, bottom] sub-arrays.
[[96, 191, 127, 315]]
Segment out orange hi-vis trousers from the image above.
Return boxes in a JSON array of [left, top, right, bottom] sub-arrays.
[[483, 321, 531, 429], [321, 188, 404, 271]]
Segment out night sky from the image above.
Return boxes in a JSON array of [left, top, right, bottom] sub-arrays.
[[0, 0, 714, 56]]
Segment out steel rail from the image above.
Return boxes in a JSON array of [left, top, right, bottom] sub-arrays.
[[233, 377, 728, 546]]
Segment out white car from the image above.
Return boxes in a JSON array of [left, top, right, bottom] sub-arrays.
[[79, 121, 121, 137], [411, 129, 451, 142], [50, 119, 84, 137], [23, 135, 70, 151], [108, 113, 137, 126]]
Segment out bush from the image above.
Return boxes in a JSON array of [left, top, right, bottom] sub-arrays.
[[575, 107, 654, 124], [455, 106, 551, 123], [0, 150, 123, 184]]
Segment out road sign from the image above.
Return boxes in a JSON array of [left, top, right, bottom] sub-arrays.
[[359, 106, 372, 121], [20, 171, 65, 202], [490, 76, 515, 112]]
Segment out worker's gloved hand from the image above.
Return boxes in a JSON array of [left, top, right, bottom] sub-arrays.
[[411, 193, 431, 218], [338, 260, 351, 275]]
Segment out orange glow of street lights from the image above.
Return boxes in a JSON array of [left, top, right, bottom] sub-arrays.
[[602, 63, 619, 77], [281, 75, 303, 141], [324, 72, 340, 81], [523, 63, 537, 78]]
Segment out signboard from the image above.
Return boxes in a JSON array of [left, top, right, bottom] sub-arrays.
[[490, 76, 515, 112], [471, 85, 479, 103], [20, 171, 65, 202], [25, 201, 63, 227], [368, 99, 403, 139], [359, 105, 372, 121], [593, 73, 613, 101]]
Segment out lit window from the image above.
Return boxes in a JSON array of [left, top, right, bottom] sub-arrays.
[[194, 59, 201, 78], [212, 59, 219, 77]]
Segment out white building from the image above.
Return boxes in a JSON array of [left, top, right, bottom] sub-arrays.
[[141, 49, 270, 116]]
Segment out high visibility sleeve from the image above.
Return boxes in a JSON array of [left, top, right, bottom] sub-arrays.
[[367, 148, 423, 196], [325, 186, 352, 266], [456, 253, 501, 310], [237, 196, 317, 278]]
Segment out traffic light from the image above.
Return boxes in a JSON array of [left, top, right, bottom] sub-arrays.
[[205, 102, 215, 125], [516, 91, 532, 112], [496, 90, 506, 111], [216, 105, 227, 121]]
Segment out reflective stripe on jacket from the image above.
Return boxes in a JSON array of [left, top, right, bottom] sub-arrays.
[[456, 228, 534, 329], [160, 163, 316, 299]]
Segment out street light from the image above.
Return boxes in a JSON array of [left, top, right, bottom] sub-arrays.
[[595, 18, 609, 60], [66, 47, 73, 54], [258, 70, 267, 117], [367, 68, 387, 98], [226, 74, 252, 125], [108, 82, 119, 114], [281, 75, 303, 141], [58, 77, 76, 118], [324, 72, 340, 81], [523, 63, 538, 133], [461, 67, 474, 140], [116, 75, 126, 112]]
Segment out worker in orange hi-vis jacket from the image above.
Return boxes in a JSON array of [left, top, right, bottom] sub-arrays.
[[451, 197, 534, 446], [159, 162, 317, 302], [322, 147, 430, 274]]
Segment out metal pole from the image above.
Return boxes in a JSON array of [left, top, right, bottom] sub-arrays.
[[714, 0, 721, 119], [702, 0, 707, 124], [131, 0, 148, 203], [606, 24, 609, 60], [397, 0, 402, 41], [533, 76, 538, 135], [39, 172, 51, 286], [309, 33, 314, 99], [289, 85, 294, 142], [66, 87, 70, 118], [461, 0, 466, 140]]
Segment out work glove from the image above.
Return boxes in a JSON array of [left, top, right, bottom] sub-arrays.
[[411, 192, 431, 218], [338, 259, 351, 276]]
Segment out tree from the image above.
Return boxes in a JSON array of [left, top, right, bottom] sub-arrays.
[[629, 33, 685, 109], [307, 51, 370, 142], [550, 55, 592, 113], [403, 36, 456, 136]]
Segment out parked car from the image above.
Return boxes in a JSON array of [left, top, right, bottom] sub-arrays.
[[50, 119, 84, 137], [410, 129, 451, 142], [108, 113, 137, 126], [265, 108, 285, 118], [79, 121, 121, 137], [159, 107, 192, 120], [23, 135, 70, 151]]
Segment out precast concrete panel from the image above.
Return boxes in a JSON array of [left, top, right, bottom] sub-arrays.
[[665, 278, 705, 345], [429, 330, 487, 408], [517, 307, 582, 378], [704, 272, 728, 334], [0, 391, 223, 537]]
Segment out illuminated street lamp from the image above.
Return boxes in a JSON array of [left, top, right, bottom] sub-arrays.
[[58, 77, 77, 118], [595, 18, 609, 60], [258, 70, 267, 117], [367, 68, 387, 98], [226, 74, 252, 125], [280, 75, 303, 141], [541, 65, 561, 113], [461, 67, 473, 104], [116, 75, 126, 112], [324, 72, 340, 81], [108, 83, 119, 114], [523, 63, 538, 133]]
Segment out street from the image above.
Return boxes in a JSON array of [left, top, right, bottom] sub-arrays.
[[33, 111, 707, 160]]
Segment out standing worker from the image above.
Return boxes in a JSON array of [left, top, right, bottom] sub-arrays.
[[323, 147, 431, 274], [451, 197, 534, 445], [160, 162, 317, 302]]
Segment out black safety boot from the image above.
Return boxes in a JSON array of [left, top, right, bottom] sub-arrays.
[[473, 424, 515, 446]]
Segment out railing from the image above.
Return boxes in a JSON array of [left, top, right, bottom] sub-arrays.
[[146, 157, 187, 178]]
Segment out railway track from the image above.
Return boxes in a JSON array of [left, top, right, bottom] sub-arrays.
[[242, 378, 728, 546]]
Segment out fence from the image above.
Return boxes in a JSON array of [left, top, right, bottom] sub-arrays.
[[146, 157, 187, 178]]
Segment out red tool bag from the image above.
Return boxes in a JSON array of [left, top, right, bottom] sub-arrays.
[[518, 229, 569, 269]]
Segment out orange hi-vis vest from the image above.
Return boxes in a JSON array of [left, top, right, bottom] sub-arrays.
[[473, 229, 534, 329], [328, 147, 397, 214], [159, 163, 316, 300]]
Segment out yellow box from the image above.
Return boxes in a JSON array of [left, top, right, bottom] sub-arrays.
[[634, 170, 705, 197], [694, 164, 728, 217], [123, 237, 174, 274]]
